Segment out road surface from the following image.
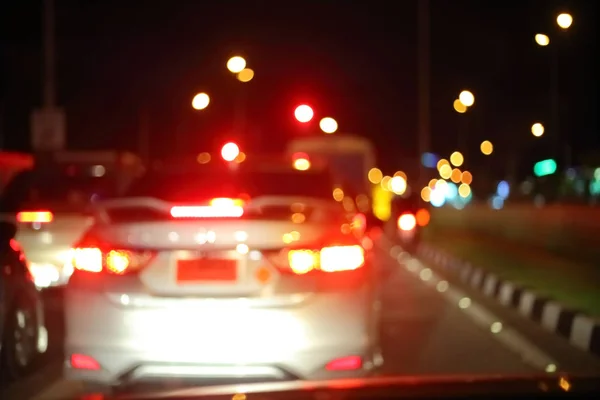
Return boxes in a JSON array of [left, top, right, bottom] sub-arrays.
[[3, 238, 600, 399]]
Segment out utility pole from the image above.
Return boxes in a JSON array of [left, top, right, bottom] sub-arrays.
[[417, 0, 431, 190], [32, 0, 66, 152], [43, 0, 56, 108]]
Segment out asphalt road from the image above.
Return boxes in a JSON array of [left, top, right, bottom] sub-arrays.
[[3, 238, 600, 399]]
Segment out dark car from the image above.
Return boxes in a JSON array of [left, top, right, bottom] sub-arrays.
[[0, 220, 47, 382]]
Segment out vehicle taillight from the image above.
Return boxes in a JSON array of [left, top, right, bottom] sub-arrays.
[[16, 210, 53, 223], [398, 212, 416, 231], [351, 213, 366, 233], [282, 245, 365, 274], [70, 247, 155, 274], [416, 208, 430, 227], [170, 198, 245, 218]]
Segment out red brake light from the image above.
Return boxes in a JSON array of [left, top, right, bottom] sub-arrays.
[[17, 210, 53, 223], [221, 142, 240, 162], [325, 355, 362, 371], [282, 245, 365, 274], [70, 354, 100, 370], [294, 104, 314, 123], [171, 198, 245, 218], [70, 247, 155, 274], [398, 212, 416, 231], [416, 208, 430, 227]]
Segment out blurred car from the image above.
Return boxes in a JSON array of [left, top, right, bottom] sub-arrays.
[[63, 162, 383, 392], [0, 220, 47, 381], [390, 192, 428, 247], [0, 164, 132, 288]]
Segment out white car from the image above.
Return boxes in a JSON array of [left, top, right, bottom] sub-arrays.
[[2, 164, 136, 288], [63, 164, 383, 393]]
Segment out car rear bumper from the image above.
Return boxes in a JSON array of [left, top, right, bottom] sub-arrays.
[[64, 286, 382, 386]]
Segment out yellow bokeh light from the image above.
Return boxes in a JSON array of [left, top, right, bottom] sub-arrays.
[[450, 151, 464, 167], [453, 99, 467, 113], [439, 164, 452, 179], [393, 171, 407, 180], [390, 176, 407, 195], [237, 68, 254, 83], [319, 117, 338, 134], [437, 159, 449, 170], [556, 13, 573, 29], [459, 90, 475, 107], [435, 179, 447, 190], [227, 56, 246, 73], [293, 158, 310, 170], [381, 176, 392, 191], [531, 122, 544, 137], [535, 33, 550, 46], [332, 188, 344, 201], [461, 171, 473, 185], [450, 168, 462, 183], [421, 186, 431, 202], [480, 140, 493, 155], [458, 183, 471, 198], [234, 151, 246, 163], [368, 168, 383, 184], [192, 93, 210, 110], [196, 152, 211, 164]]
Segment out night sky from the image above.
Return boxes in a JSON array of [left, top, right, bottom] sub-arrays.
[[1, 0, 597, 176]]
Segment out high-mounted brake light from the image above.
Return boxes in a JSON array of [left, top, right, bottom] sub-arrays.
[[285, 245, 365, 274], [17, 210, 53, 223], [398, 212, 416, 231], [70, 247, 155, 274], [209, 198, 245, 207], [171, 198, 245, 218]]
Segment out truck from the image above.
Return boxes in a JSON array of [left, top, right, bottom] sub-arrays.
[[286, 134, 376, 197]]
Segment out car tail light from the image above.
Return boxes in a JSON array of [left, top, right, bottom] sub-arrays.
[[280, 245, 365, 274], [16, 210, 53, 223], [416, 208, 430, 227], [70, 354, 100, 370], [170, 198, 245, 218], [325, 355, 362, 371], [397, 212, 416, 231], [70, 247, 155, 274]]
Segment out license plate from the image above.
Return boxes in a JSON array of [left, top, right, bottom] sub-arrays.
[[176, 259, 237, 282]]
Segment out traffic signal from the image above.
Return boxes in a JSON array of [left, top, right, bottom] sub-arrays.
[[221, 142, 240, 162], [533, 159, 557, 177], [294, 105, 314, 123]]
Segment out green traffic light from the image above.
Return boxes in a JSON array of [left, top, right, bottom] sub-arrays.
[[533, 159, 557, 177]]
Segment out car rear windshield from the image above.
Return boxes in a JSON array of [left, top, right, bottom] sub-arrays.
[[123, 169, 336, 202], [0, 169, 119, 213]]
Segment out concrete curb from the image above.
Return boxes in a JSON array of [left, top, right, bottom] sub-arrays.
[[416, 242, 600, 358]]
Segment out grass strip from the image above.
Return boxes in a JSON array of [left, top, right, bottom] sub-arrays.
[[422, 227, 600, 317]]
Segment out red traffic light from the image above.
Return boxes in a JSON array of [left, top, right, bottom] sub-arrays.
[[294, 105, 314, 123], [221, 142, 240, 162]]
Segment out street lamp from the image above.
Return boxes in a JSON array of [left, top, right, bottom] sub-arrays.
[[319, 117, 338, 134], [535, 33, 550, 46], [531, 122, 544, 137], [237, 68, 254, 83], [459, 90, 474, 107], [556, 13, 573, 29], [192, 92, 210, 110], [453, 99, 467, 113], [227, 56, 246, 73], [480, 140, 493, 155]]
